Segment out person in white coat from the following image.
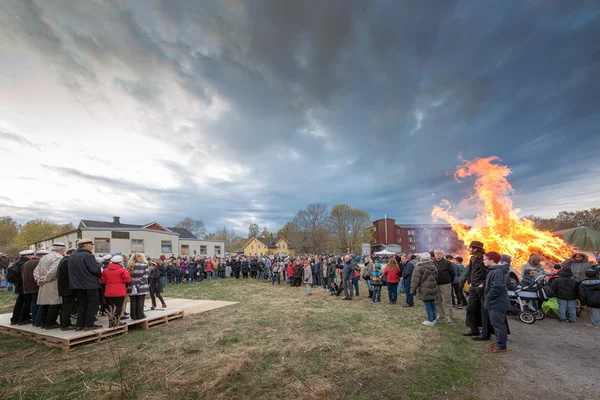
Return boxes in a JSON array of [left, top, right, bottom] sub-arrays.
[[34, 243, 66, 329]]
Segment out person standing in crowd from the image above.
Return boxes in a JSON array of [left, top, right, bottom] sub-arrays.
[[250, 257, 258, 279], [410, 253, 438, 326], [20, 249, 45, 327], [34, 244, 65, 329], [0, 252, 9, 275], [326, 258, 336, 291], [101, 255, 131, 327], [148, 262, 167, 310], [69, 239, 103, 331], [363, 257, 374, 299], [550, 267, 579, 323], [402, 255, 416, 308], [272, 260, 282, 285], [342, 255, 355, 300], [303, 260, 313, 295], [451, 256, 466, 308], [482, 251, 510, 353], [462, 241, 487, 338], [521, 255, 544, 279], [352, 262, 360, 297], [127, 253, 150, 320], [9, 250, 36, 325], [433, 249, 456, 323], [579, 268, 600, 329], [561, 253, 592, 282], [381, 258, 401, 304], [57, 248, 76, 331], [241, 257, 250, 279], [370, 263, 383, 303], [205, 257, 213, 280], [312, 257, 321, 288], [232, 257, 241, 279]]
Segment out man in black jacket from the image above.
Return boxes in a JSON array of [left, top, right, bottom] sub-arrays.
[[461, 241, 491, 339], [57, 248, 76, 330], [402, 255, 416, 307], [434, 249, 456, 323], [68, 239, 102, 331], [10, 250, 36, 325]]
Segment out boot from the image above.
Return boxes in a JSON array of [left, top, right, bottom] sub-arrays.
[[368, 290, 373, 299], [137, 295, 146, 319]]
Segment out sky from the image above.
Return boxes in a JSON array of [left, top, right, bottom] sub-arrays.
[[1, 0, 599, 236]]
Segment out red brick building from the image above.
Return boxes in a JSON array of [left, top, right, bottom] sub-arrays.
[[372, 217, 463, 254]]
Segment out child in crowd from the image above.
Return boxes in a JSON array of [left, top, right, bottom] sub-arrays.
[[579, 268, 600, 329], [370, 264, 382, 303], [550, 268, 579, 323]]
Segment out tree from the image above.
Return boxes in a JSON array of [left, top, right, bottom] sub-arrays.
[[0, 216, 19, 250], [525, 208, 600, 231], [59, 222, 76, 234], [214, 226, 237, 251], [175, 217, 206, 238], [292, 203, 330, 254], [15, 218, 63, 247], [328, 204, 372, 253], [259, 226, 273, 238], [248, 223, 259, 239]]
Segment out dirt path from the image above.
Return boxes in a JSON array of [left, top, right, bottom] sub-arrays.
[[473, 310, 600, 400]]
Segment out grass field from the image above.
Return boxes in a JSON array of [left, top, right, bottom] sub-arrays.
[[0, 279, 493, 399]]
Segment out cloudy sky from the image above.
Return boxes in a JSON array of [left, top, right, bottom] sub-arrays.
[[1, 0, 599, 235]]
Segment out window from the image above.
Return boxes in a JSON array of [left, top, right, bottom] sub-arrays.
[[181, 245, 189, 255], [426, 236, 432, 243], [131, 239, 144, 253], [408, 230, 416, 235], [77, 231, 82, 239], [283, 244, 286, 249], [111, 231, 130, 239], [68, 241, 73, 249], [251, 245, 253, 250], [441, 230, 449, 236], [215, 246, 221, 256], [408, 245, 416, 251], [94, 238, 110, 254], [161, 240, 172, 253], [444, 237, 449, 242], [396, 229, 401, 234], [396, 237, 402, 244], [200, 245, 207, 255], [409, 237, 416, 243], [373, 226, 376, 232], [258, 244, 261, 249]]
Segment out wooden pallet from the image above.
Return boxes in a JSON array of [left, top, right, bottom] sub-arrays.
[[0, 308, 184, 352]]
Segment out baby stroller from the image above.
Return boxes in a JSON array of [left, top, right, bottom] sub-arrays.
[[329, 282, 342, 297], [508, 275, 552, 324]]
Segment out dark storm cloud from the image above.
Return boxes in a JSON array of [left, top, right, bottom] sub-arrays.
[[2, 0, 599, 230]]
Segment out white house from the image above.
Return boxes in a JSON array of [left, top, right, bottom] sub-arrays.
[[34, 216, 225, 258]]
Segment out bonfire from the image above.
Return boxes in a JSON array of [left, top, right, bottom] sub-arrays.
[[432, 156, 574, 275]]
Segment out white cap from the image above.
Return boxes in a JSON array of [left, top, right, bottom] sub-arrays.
[[102, 254, 113, 260], [35, 250, 49, 256], [111, 255, 124, 263], [20, 250, 35, 256], [53, 242, 66, 247]]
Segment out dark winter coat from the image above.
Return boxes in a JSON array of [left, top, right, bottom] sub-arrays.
[[232, 260, 241, 272], [0, 255, 9, 270], [68, 248, 102, 290], [241, 262, 249, 273], [326, 262, 336, 278], [250, 260, 258, 272], [21, 258, 41, 294], [57, 256, 73, 297], [434, 258, 456, 285], [463, 254, 487, 287], [342, 260, 354, 281], [410, 260, 438, 301], [293, 263, 303, 278], [483, 264, 511, 312], [8, 256, 30, 294], [402, 260, 415, 280], [550, 269, 579, 300], [148, 267, 163, 293], [579, 278, 600, 308]]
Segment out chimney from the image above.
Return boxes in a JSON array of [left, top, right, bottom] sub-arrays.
[[113, 216, 120, 225]]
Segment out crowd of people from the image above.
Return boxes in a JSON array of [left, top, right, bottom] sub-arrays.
[[2, 240, 600, 355]]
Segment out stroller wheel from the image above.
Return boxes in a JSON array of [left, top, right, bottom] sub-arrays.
[[519, 311, 536, 324], [534, 308, 545, 321]]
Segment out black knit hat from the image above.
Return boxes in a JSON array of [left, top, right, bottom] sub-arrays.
[[585, 268, 599, 278]]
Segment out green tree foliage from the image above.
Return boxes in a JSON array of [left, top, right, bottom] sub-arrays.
[[15, 218, 63, 247], [0, 216, 19, 249]]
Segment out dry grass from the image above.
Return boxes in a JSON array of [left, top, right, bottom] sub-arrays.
[[0, 279, 492, 399]]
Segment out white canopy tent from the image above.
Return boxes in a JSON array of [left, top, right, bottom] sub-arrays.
[[374, 249, 396, 255]]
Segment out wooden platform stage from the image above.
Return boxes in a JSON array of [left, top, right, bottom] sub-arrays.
[[0, 298, 237, 351]]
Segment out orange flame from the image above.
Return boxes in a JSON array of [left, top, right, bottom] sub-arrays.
[[432, 156, 574, 275]]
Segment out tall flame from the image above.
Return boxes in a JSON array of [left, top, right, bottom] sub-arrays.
[[432, 156, 574, 274]]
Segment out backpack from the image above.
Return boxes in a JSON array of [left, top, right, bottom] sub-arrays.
[[6, 264, 21, 284]]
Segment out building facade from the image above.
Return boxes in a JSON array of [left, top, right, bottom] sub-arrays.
[[242, 237, 296, 257], [34, 217, 225, 258], [372, 217, 462, 254]]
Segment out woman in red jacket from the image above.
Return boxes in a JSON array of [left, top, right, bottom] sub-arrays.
[[381, 258, 402, 304], [286, 261, 295, 285], [101, 255, 132, 327]]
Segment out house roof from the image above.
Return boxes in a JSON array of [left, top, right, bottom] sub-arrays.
[[79, 219, 197, 239], [168, 227, 197, 239], [242, 236, 296, 250]]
